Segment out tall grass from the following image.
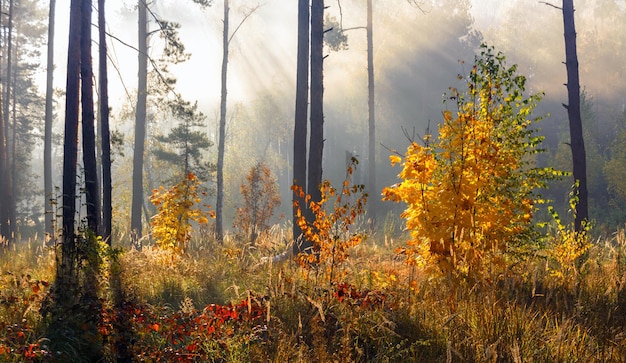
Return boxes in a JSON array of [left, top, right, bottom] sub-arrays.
[[1, 227, 626, 361]]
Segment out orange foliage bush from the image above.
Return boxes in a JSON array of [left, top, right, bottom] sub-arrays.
[[292, 158, 367, 282], [384, 45, 560, 280], [233, 161, 281, 244]]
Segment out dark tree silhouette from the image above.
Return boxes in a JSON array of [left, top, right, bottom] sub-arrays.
[[215, 1, 257, 242], [562, 0, 588, 231], [99, 0, 112, 244], [292, 0, 310, 253], [2, 0, 15, 243], [81, 0, 100, 234], [307, 0, 324, 229], [61, 0, 82, 284]]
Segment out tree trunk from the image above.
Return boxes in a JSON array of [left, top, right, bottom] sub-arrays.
[[81, 0, 100, 235], [3, 0, 12, 161], [562, 0, 588, 231], [131, 0, 148, 245], [308, 0, 324, 203], [10, 39, 17, 240], [99, 0, 112, 244], [2, 0, 14, 243], [61, 0, 82, 283], [366, 0, 376, 223], [0, 83, 6, 245], [215, 0, 229, 242], [44, 0, 56, 241], [292, 0, 309, 252]]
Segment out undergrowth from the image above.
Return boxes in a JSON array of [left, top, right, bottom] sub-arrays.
[[1, 228, 626, 361]]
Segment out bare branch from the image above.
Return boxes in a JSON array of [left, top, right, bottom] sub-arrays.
[[103, 28, 183, 102], [228, 3, 262, 45], [337, 0, 343, 29], [407, 0, 427, 13], [539, 1, 562, 10], [342, 26, 366, 32]]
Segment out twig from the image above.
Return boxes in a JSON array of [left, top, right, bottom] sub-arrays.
[[539, 1, 562, 10], [228, 3, 262, 45]]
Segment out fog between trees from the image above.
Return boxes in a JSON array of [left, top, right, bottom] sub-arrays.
[[5, 0, 626, 239]]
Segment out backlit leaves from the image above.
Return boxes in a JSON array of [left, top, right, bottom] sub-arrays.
[[150, 172, 214, 253], [384, 45, 561, 280], [291, 158, 368, 282]]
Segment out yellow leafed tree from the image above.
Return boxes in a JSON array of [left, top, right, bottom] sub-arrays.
[[384, 45, 561, 280], [150, 172, 214, 253]]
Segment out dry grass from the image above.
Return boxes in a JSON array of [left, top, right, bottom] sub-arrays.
[[1, 227, 626, 361]]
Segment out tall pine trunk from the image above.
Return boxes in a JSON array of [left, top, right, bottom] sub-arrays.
[[61, 0, 82, 285], [308, 0, 324, 209], [215, 0, 229, 242], [0, 84, 6, 245], [131, 0, 148, 245], [366, 0, 376, 222], [292, 0, 309, 252], [44, 0, 56, 241], [99, 0, 112, 244], [2, 0, 14, 243], [81, 0, 100, 234], [562, 0, 588, 231]]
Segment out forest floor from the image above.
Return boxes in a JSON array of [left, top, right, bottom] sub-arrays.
[[2, 226, 626, 362]]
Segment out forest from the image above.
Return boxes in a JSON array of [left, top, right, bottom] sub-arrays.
[[1, 0, 626, 361]]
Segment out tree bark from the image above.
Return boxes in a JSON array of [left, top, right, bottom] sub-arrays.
[[562, 0, 588, 231], [131, 0, 148, 245], [81, 0, 101, 235], [0, 83, 6, 245], [292, 0, 309, 252], [308, 0, 324, 198], [3, 0, 13, 162], [99, 0, 112, 244], [366, 0, 376, 223], [306, 0, 324, 251], [10, 38, 17, 240], [44, 0, 56, 241], [215, 0, 229, 242], [2, 0, 14, 243], [61, 0, 82, 281]]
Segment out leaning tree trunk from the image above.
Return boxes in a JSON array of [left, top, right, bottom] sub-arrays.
[[215, 0, 229, 243], [562, 0, 588, 231], [131, 0, 148, 245], [99, 0, 112, 244], [292, 0, 309, 253], [44, 0, 56, 240], [81, 0, 100, 235]]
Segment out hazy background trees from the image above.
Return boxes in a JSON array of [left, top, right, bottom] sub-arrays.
[[0, 0, 625, 244]]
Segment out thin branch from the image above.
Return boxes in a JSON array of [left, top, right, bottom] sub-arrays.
[[406, 0, 427, 13], [381, 142, 403, 157], [539, 1, 562, 10], [100, 40, 132, 102], [342, 26, 366, 32], [102, 28, 183, 102], [337, 0, 343, 29], [228, 4, 262, 45]]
